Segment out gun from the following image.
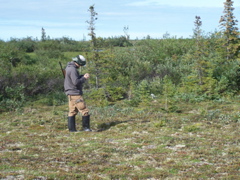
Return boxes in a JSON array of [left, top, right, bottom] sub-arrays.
[[59, 62, 66, 78]]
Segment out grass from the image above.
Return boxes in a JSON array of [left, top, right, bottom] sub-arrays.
[[0, 97, 239, 179]]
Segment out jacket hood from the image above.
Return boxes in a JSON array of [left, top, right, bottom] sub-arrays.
[[67, 61, 77, 67]]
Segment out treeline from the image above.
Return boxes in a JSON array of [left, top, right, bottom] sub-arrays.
[[1, 33, 240, 112], [0, 35, 131, 52]]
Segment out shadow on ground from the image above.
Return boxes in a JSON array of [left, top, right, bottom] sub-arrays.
[[96, 119, 150, 132]]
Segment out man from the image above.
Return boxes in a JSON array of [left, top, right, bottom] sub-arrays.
[[64, 55, 91, 132]]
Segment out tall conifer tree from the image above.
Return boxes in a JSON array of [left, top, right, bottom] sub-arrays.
[[193, 16, 205, 85], [41, 27, 46, 41], [219, 0, 239, 60], [86, 5, 100, 89]]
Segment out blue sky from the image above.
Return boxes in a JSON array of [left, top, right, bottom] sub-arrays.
[[1, 0, 240, 41]]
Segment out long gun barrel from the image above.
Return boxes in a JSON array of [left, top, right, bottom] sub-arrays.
[[59, 62, 66, 78]]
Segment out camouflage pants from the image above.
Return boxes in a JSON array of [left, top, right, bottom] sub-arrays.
[[68, 95, 89, 117]]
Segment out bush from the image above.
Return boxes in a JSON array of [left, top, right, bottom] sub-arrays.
[[0, 84, 25, 112], [35, 92, 67, 106], [86, 88, 110, 107]]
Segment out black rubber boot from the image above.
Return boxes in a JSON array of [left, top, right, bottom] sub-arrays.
[[82, 115, 92, 131], [68, 116, 77, 132]]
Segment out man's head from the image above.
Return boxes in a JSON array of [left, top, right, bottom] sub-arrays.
[[72, 55, 86, 66]]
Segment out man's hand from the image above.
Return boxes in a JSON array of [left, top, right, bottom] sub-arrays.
[[84, 73, 90, 79]]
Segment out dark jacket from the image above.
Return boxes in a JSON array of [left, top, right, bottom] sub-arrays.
[[64, 61, 86, 95]]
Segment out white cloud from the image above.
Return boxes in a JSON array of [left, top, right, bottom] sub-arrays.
[[101, 12, 132, 16], [0, 19, 85, 28]]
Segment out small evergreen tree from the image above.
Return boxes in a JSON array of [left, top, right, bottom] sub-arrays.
[[219, 0, 240, 60], [86, 5, 100, 89], [193, 16, 202, 44], [123, 26, 130, 40], [193, 16, 206, 85], [41, 27, 47, 42]]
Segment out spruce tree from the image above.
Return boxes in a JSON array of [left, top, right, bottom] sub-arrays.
[[41, 27, 46, 41], [193, 16, 207, 85], [219, 0, 239, 60], [86, 5, 100, 88]]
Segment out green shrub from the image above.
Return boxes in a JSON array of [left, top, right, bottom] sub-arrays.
[[35, 92, 67, 106], [86, 88, 110, 107], [104, 86, 126, 102], [0, 84, 25, 111]]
